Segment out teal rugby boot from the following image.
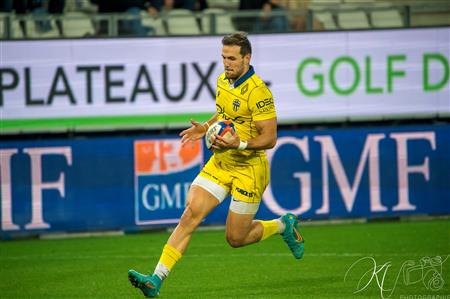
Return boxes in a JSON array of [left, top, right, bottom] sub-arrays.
[[128, 269, 162, 298], [281, 213, 305, 259]]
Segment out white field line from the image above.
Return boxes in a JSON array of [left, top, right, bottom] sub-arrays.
[[1, 252, 449, 261]]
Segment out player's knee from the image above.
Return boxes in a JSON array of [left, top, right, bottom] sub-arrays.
[[226, 234, 245, 248], [179, 204, 201, 229]]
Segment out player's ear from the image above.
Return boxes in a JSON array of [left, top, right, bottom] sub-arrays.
[[244, 53, 251, 65]]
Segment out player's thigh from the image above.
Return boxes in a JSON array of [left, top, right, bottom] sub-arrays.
[[183, 184, 221, 222], [230, 160, 270, 204], [225, 161, 269, 239], [192, 156, 232, 203]]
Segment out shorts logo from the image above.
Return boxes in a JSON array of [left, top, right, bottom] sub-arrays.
[[232, 99, 240, 112], [134, 139, 203, 225], [236, 187, 254, 198]]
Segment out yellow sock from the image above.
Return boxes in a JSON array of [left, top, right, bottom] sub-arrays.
[[159, 244, 182, 270], [257, 220, 279, 241]]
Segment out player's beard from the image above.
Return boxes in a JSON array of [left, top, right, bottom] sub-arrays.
[[225, 70, 239, 81], [225, 64, 245, 81]]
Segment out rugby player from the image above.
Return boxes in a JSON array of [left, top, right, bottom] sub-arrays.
[[128, 31, 304, 298]]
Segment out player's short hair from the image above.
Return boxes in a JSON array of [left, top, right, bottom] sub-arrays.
[[222, 32, 252, 57]]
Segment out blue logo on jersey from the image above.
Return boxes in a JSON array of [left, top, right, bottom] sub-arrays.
[[217, 104, 245, 124], [233, 99, 240, 112]]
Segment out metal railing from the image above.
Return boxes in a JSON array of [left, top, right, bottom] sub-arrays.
[[0, 1, 448, 39]]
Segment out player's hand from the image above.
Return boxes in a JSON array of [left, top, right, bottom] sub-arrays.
[[211, 130, 240, 151], [179, 119, 207, 146]]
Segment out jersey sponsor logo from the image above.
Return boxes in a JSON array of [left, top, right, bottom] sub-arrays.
[[236, 187, 254, 198], [256, 98, 274, 112], [232, 99, 241, 112], [256, 98, 274, 109], [216, 104, 246, 124], [241, 84, 249, 95]]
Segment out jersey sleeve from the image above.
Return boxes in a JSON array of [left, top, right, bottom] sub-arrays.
[[248, 86, 277, 121]]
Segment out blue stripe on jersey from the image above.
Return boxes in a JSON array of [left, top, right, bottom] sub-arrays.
[[233, 66, 255, 88]]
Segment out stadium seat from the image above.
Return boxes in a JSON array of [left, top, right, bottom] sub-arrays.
[[11, 18, 24, 39], [310, 0, 342, 5], [62, 12, 95, 37], [201, 8, 236, 34], [140, 11, 166, 36], [342, 0, 375, 4], [165, 9, 201, 35], [314, 11, 338, 30], [24, 17, 60, 38], [340, 0, 381, 12], [63, 0, 98, 14], [337, 11, 370, 29], [208, 0, 239, 10], [0, 13, 24, 39], [0, 13, 7, 38], [371, 9, 404, 28]]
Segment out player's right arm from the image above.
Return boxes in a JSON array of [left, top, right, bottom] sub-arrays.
[[179, 113, 218, 145]]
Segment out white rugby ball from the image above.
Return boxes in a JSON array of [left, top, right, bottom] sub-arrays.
[[205, 120, 235, 150]]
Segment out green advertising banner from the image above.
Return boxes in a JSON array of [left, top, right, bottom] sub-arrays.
[[0, 28, 448, 133]]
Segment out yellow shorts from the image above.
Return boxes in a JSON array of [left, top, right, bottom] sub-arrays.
[[192, 155, 270, 205]]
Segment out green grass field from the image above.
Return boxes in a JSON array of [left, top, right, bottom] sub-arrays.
[[0, 219, 449, 299]]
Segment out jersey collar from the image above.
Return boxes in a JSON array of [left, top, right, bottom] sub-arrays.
[[229, 66, 255, 89]]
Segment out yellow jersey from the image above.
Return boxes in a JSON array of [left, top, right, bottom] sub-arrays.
[[214, 66, 277, 165]]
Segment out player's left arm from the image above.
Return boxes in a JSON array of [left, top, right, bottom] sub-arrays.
[[246, 117, 277, 149]]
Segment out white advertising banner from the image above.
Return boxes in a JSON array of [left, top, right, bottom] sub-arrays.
[[0, 27, 448, 132]]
